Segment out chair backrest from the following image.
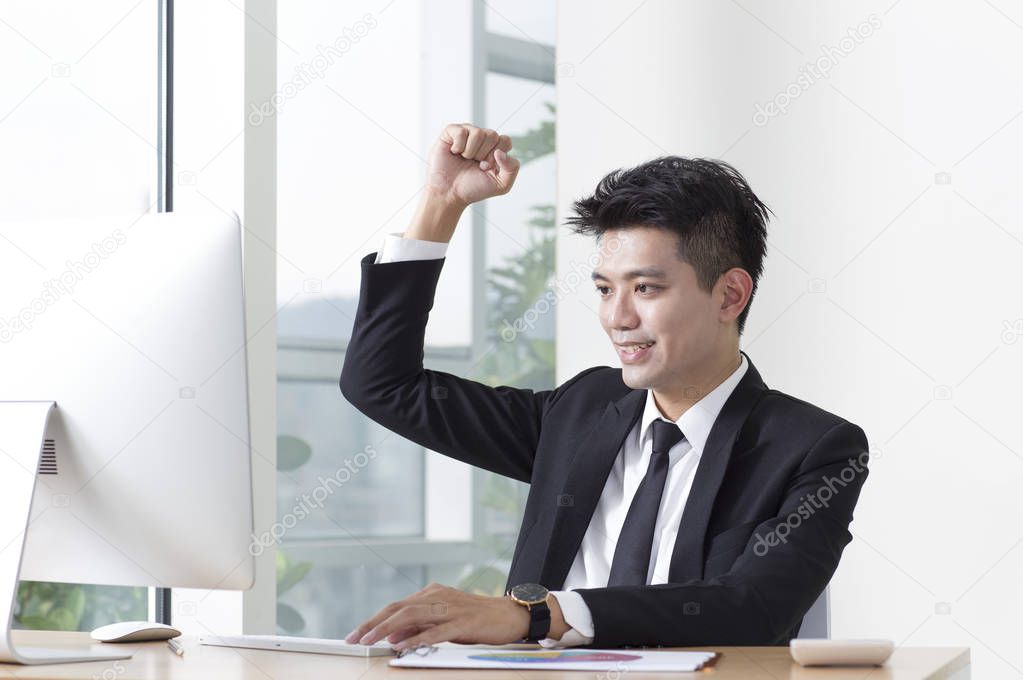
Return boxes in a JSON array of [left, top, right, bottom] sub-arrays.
[[797, 587, 830, 638]]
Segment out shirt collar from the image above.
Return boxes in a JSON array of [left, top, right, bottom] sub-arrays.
[[639, 353, 749, 454]]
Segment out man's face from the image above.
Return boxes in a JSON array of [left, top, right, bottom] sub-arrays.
[[592, 226, 724, 392]]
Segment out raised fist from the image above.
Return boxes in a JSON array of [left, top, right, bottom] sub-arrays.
[[426, 124, 520, 207]]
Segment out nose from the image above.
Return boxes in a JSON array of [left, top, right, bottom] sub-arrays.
[[607, 290, 639, 331]]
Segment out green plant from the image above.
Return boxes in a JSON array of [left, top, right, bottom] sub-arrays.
[[14, 581, 146, 631], [278, 434, 312, 471], [273, 433, 322, 634], [274, 434, 316, 634], [276, 549, 313, 634], [473, 102, 557, 391]]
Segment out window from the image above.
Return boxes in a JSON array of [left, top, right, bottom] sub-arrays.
[[275, 0, 555, 636]]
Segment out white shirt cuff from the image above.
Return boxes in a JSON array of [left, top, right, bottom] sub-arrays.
[[373, 232, 449, 264], [538, 591, 595, 648]]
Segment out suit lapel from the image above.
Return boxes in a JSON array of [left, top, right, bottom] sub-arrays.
[[667, 351, 767, 581], [538, 388, 646, 589], [536, 352, 768, 589]]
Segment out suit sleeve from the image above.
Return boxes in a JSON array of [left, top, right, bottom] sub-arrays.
[[573, 421, 870, 646], [340, 250, 567, 483]]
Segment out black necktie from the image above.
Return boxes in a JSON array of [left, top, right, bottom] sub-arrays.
[[607, 419, 686, 587]]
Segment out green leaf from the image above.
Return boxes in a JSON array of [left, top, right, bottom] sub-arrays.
[[276, 550, 313, 596], [45, 607, 79, 631], [509, 102, 556, 163], [16, 615, 52, 630], [276, 602, 306, 634], [278, 561, 312, 596], [276, 548, 287, 578], [277, 435, 312, 471]]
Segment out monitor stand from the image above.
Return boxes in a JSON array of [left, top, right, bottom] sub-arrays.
[[0, 401, 132, 665]]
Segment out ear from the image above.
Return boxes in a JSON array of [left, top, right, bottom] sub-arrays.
[[718, 268, 753, 325]]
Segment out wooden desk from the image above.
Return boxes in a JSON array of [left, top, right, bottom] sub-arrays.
[[1, 632, 970, 679]]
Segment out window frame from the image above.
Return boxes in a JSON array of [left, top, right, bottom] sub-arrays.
[[274, 2, 555, 589]]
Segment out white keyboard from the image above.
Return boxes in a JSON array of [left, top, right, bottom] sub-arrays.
[[199, 634, 395, 657]]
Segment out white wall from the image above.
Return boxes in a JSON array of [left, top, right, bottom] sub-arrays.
[[557, 1, 1023, 676]]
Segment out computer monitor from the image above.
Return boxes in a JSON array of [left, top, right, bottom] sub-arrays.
[[0, 211, 254, 663]]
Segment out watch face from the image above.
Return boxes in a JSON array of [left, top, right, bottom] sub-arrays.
[[511, 583, 548, 604]]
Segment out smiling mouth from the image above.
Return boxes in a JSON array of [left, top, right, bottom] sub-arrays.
[[616, 341, 655, 353]]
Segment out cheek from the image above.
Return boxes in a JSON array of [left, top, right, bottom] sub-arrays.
[[644, 301, 695, 347], [639, 301, 674, 334]]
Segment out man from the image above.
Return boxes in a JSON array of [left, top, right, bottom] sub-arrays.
[[340, 123, 868, 650]]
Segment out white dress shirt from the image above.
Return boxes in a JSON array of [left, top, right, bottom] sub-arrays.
[[373, 233, 749, 646]]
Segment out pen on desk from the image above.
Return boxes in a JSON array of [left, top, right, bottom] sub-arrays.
[[167, 637, 184, 656]]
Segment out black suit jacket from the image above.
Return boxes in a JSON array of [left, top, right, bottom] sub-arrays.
[[339, 253, 869, 647]]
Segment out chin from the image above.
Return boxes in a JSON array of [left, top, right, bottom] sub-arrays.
[[621, 367, 654, 390]]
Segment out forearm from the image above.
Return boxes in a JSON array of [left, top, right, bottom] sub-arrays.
[[402, 191, 466, 243]]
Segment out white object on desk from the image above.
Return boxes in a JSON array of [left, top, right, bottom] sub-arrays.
[[790, 638, 895, 666], [390, 646, 717, 671], [91, 621, 181, 643], [199, 634, 395, 657], [0, 212, 253, 665], [0, 213, 254, 592]]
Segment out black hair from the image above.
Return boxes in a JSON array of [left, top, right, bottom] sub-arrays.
[[566, 156, 771, 336]]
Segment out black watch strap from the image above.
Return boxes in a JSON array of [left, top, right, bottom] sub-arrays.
[[525, 600, 551, 642]]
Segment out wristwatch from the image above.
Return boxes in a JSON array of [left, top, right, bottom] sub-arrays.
[[507, 583, 551, 642]]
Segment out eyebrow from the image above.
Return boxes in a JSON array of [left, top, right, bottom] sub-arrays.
[[591, 267, 668, 282]]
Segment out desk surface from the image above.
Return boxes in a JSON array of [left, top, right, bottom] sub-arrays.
[[2, 632, 970, 680]]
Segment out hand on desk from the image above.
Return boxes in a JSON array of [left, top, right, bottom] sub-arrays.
[[344, 582, 566, 651]]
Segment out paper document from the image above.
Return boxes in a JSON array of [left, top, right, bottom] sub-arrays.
[[389, 646, 717, 671]]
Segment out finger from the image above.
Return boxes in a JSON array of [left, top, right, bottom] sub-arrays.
[[347, 584, 451, 642], [475, 129, 500, 161], [441, 124, 470, 155], [345, 600, 405, 643], [462, 127, 487, 159], [479, 134, 508, 171], [385, 623, 434, 645], [363, 603, 444, 645], [493, 148, 520, 190], [393, 623, 461, 652]]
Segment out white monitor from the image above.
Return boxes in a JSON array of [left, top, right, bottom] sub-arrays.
[[0, 211, 254, 663]]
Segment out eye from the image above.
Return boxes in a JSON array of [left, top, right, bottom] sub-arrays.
[[595, 285, 610, 296], [636, 283, 659, 294]]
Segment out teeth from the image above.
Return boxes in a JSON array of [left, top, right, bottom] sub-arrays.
[[624, 342, 653, 351]]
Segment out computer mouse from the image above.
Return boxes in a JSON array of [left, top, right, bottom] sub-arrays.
[[90, 621, 182, 643]]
